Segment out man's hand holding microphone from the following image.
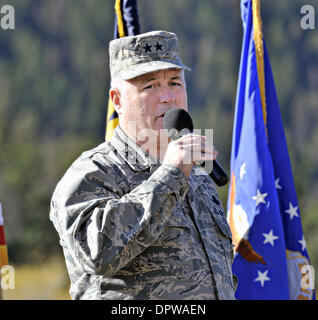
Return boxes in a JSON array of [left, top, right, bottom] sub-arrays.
[[162, 108, 229, 185]]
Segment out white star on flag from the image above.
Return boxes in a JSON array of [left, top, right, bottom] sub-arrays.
[[275, 177, 282, 189], [298, 236, 306, 251], [240, 163, 247, 180], [285, 202, 299, 220], [254, 270, 270, 287], [252, 189, 268, 207], [262, 229, 279, 246]]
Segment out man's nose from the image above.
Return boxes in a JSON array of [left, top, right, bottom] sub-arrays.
[[159, 85, 175, 104]]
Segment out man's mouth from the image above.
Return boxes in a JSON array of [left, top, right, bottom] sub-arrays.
[[156, 113, 166, 119]]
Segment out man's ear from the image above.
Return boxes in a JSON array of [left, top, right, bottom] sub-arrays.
[[109, 88, 121, 114]]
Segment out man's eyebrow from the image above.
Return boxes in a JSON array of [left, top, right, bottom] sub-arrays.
[[137, 74, 183, 84], [139, 76, 158, 83], [170, 75, 182, 80]]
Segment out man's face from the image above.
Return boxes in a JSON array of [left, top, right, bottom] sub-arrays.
[[110, 68, 188, 156]]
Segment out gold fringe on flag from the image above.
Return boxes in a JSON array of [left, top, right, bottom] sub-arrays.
[[114, 0, 126, 38], [252, 0, 268, 138]]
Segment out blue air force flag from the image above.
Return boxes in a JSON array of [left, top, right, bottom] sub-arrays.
[[227, 0, 315, 300]]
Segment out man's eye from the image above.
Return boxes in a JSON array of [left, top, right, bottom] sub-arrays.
[[143, 84, 155, 90], [170, 82, 181, 86]]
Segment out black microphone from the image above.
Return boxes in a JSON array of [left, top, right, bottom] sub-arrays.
[[163, 108, 229, 186]]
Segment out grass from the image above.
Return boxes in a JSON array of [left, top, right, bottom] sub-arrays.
[[1, 257, 317, 300], [2, 257, 71, 300]]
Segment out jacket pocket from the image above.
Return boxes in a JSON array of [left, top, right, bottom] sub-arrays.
[[133, 209, 195, 283], [207, 203, 236, 290], [211, 206, 233, 241]]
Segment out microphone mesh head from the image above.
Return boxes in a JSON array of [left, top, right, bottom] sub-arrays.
[[163, 108, 193, 140]]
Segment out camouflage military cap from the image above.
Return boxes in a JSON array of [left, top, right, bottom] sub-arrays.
[[109, 30, 191, 80]]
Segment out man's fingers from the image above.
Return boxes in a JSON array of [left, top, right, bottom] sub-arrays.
[[175, 134, 207, 146], [191, 151, 218, 162], [179, 143, 216, 154], [174, 135, 216, 154], [177, 133, 206, 141], [163, 134, 217, 178]]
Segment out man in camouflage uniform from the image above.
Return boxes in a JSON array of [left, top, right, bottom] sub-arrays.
[[50, 30, 237, 300]]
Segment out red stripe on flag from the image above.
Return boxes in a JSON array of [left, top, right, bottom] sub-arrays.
[[0, 226, 6, 245]]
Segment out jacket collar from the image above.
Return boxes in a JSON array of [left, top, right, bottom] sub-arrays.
[[110, 126, 209, 192], [110, 126, 159, 172], [188, 167, 210, 193]]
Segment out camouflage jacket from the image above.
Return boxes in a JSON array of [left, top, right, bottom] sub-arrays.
[[50, 126, 237, 300]]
